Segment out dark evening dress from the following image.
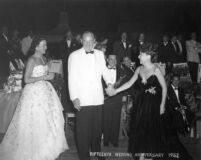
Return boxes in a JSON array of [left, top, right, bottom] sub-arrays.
[[128, 74, 166, 159]]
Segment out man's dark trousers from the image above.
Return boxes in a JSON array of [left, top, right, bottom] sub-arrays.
[[76, 105, 103, 160]]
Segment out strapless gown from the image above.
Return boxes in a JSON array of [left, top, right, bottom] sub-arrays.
[[0, 65, 68, 160], [128, 74, 166, 159]]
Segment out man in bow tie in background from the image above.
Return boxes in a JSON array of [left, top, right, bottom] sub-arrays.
[[166, 74, 195, 134], [112, 32, 132, 65], [102, 53, 133, 148], [165, 74, 194, 160], [158, 34, 174, 75], [68, 31, 112, 160], [132, 33, 146, 67]]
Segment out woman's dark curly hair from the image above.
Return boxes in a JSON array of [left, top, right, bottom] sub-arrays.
[[140, 43, 158, 63], [28, 36, 46, 56]]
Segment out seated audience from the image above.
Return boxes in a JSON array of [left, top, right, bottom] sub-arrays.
[[165, 73, 195, 160]]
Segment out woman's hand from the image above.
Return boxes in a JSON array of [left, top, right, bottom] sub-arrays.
[[105, 84, 116, 96], [160, 104, 165, 115], [45, 72, 55, 80]]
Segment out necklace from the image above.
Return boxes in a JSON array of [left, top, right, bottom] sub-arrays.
[[40, 56, 45, 65], [34, 54, 46, 65]]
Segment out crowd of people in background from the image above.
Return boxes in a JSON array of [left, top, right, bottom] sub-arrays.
[[1, 25, 201, 81], [0, 25, 200, 160]]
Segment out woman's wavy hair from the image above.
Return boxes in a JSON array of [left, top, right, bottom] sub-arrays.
[[28, 36, 46, 57], [140, 43, 158, 63]]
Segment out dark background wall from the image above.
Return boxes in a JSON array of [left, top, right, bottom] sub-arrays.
[[0, 0, 200, 38]]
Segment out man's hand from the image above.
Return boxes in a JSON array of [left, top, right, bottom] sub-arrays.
[[72, 98, 81, 111], [122, 96, 127, 102], [105, 84, 116, 96]]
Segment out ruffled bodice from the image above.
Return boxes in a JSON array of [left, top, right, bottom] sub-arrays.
[[31, 65, 48, 78]]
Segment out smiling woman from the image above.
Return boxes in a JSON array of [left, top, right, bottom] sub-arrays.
[[106, 43, 168, 159], [0, 36, 68, 160]]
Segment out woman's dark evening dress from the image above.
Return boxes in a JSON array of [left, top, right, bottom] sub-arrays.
[[128, 74, 166, 159]]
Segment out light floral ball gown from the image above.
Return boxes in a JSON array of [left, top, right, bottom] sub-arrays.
[[0, 65, 68, 160]]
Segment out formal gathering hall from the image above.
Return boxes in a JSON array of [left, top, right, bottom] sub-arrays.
[[0, 0, 201, 160]]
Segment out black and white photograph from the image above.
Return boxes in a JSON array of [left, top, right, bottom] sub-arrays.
[[0, 0, 201, 160]]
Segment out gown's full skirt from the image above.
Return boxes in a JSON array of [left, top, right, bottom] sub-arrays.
[[128, 75, 166, 159], [0, 80, 68, 160]]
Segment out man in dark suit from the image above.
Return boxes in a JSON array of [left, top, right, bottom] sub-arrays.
[[74, 33, 82, 49], [170, 35, 180, 63], [158, 35, 174, 74], [165, 74, 194, 160], [121, 56, 135, 97], [177, 34, 187, 63], [0, 26, 10, 87], [60, 31, 79, 113], [132, 33, 146, 67], [167, 74, 195, 133], [103, 54, 133, 147], [122, 56, 135, 73], [112, 32, 132, 65]]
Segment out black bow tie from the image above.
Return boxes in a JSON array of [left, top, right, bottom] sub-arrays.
[[174, 87, 178, 90], [108, 66, 116, 70], [85, 50, 94, 54]]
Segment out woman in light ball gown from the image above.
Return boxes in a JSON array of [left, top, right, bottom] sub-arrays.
[[0, 36, 68, 160]]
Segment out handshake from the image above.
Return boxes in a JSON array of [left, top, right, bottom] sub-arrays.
[[105, 84, 117, 96]]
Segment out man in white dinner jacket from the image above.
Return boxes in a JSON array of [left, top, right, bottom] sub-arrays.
[[68, 31, 112, 160]]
